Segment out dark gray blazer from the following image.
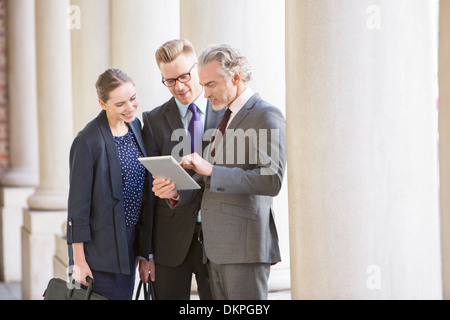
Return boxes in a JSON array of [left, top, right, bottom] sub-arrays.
[[200, 93, 286, 265], [67, 110, 154, 275], [142, 97, 223, 267]]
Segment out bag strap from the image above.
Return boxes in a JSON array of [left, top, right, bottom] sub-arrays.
[[135, 280, 155, 300], [66, 276, 95, 300], [148, 281, 156, 300], [135, 280, 144, 300], [85, 277, 94, 300]]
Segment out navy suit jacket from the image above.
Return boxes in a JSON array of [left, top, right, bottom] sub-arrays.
[[141, 98, 223, 267], [67, 110, 154, 275]]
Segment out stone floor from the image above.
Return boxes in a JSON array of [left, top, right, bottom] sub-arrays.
[[0, 282, 21, 300], [1, 265, 291, 300], [0, 281, 290, 300]]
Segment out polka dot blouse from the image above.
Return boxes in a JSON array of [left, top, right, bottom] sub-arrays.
[[114, 130, 145, 227]]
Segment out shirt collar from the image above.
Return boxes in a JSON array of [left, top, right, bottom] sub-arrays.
[[175, 89, 208, 118], [229, 86, 255, 114]]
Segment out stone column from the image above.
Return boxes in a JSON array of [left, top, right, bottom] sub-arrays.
[[181, 0, 285, 113], [22, 0, 73, 300], [286, 0, 441, 299], [27, 0, 73, 211], [48, 0, 112, 281], [1, 0, 38, 187], [110, 0, 179, 115], [0, 0, 38, 282], [181, 0, 290, 293], [70, 0, 110, 134], [439, 0, 450, 300]]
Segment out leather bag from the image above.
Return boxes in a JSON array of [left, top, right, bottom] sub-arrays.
[[43, 277, 109, 300]]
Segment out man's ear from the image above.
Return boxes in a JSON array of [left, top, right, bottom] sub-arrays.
[[232, 72, 241, 85]]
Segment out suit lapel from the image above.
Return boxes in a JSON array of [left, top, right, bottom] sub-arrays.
[[226, 93, 259, 131], [213, 93, 260, 161], [164, 98, 185, 133], [203, 101, 225, 156], [164, 98, 190, 155], [129, 119, 147, 157], [97, 110, 123, 201]]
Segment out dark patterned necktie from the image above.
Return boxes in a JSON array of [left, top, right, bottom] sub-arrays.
[[211, 107, 232, 157]]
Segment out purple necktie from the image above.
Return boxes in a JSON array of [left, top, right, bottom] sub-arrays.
[[188, 103, 202, 154], [211, 108, 232, 157]]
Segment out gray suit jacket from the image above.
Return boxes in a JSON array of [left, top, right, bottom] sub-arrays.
[[142, 98, 224, 267], [200, 93, 286, 265]]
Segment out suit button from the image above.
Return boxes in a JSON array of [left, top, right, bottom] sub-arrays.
[[68, 221, 72, 227]]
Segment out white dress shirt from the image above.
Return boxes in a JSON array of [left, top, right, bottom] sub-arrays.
[[226, 86, 255, 128]]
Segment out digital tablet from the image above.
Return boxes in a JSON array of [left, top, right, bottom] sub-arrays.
[[138, 156, 201, 190]]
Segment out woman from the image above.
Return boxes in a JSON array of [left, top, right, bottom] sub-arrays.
[[66, 68, 155, 300]]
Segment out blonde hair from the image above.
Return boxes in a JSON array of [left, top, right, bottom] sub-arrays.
[[155, 39, 196, 67], [198, 44, 253, 83]]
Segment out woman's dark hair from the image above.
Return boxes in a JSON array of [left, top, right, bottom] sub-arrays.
[[95, 68, 134, 103]]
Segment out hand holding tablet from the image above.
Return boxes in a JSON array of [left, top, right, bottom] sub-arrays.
[[138, 156, 201, 190]]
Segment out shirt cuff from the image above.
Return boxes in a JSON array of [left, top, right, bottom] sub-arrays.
[[138, 254, 154, 260], [169, 197, 179, 207]]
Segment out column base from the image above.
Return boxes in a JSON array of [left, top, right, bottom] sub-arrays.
[[0, 186, 35, 282], [54, 231, 68, 280], [26, 188, 68, 211], [21, 208, 66, 300], [0, 168, 38, 188]]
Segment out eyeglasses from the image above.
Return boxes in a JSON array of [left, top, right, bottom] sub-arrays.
[[162, 63, 197, 87]]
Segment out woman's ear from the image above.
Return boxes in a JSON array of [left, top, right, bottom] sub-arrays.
[[99, 99, 107, 110]]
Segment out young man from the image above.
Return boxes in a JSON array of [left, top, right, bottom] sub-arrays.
[[140, 39, 223, 300]]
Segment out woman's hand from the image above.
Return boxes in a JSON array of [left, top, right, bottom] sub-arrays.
[[71, 242, 93, 286]]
